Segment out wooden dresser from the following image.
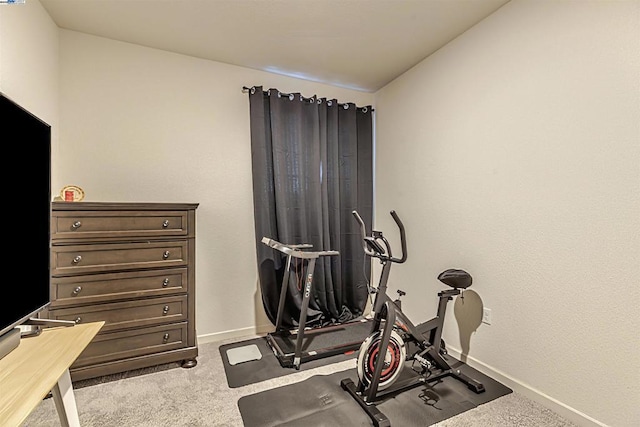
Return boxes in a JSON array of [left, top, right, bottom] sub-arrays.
[[46, 202, 198, 381]]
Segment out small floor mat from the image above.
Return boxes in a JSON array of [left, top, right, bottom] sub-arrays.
[[226, 344, 262, 365], [238, 358, 512, 426], [219, 336, 357, 388]]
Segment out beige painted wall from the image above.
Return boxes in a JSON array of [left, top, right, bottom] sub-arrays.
[[55, 29, 375, 341], [0, 0, 58, 133], [374, 1, 639, 426], [1, 1, 373, 342], [3, 1, 638, 426]]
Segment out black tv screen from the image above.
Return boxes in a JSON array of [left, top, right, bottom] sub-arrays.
[[0, 93, 51, 339]]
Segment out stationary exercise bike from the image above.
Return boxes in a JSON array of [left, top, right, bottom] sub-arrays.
[[341, 210, 485, 427]]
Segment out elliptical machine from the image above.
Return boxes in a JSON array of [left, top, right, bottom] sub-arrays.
[[341, 210, 485, 427]]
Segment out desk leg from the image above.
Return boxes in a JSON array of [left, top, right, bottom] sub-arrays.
[[51, 368, 80, 427]]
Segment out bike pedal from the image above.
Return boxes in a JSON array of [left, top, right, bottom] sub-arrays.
[[410, 362, 427, 375]]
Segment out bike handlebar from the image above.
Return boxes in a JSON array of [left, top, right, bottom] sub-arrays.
[[389, 211, 408, 263], [352, 210, 407, 263]]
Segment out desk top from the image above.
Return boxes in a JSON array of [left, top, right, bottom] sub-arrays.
[[0, 321, 104, 426]]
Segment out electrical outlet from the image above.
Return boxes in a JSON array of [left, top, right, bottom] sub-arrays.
[[482, 308, 492, 325]]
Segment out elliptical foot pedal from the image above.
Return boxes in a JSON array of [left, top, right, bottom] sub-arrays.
[[340, 378, 390, 427]]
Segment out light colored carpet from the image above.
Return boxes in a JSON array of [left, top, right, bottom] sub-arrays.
[[23, 336, 579, 427]]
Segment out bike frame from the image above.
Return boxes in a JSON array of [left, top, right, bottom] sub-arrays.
[[362, 253, 461, 403], [342, 210, 485, 427]]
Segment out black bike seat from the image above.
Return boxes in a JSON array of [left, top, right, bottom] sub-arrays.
[[438, 269, 472, 289]]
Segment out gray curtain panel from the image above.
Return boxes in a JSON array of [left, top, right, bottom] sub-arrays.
[[249, 86, 373, 329]]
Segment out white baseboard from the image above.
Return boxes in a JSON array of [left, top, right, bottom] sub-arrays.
[[197, 324, 273, 345], [445, 347, 608, 427]]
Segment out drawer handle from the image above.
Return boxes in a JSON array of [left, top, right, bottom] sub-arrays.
[[75, 317, 82, 324], [71, 221, 82, 230], [162, 251, 170, 260], [72, 286, 82, 296], [162, 278, 170, 287], [163, 305, 170, 315], [163, 333, 170, 343], [72, 255, 83, 264], [162, 220, 170, 228]]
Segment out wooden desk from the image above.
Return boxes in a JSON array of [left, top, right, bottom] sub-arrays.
[[0, 321, 104, 427]]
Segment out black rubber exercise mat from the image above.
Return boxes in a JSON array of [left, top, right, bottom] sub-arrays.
[[238, 358, 512, 426], [219, 335, 358, 388]]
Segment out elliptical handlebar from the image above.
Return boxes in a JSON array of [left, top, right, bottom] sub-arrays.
[[352, 210, 407, 263]]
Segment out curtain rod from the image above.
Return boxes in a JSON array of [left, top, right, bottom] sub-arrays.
[[242, 86, 374, 112]]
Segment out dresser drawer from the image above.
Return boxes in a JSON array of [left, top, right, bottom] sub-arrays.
[[48, 295, 187, 332], [51, 241, 188, 276], [52, 210, 189, 241], [50, 269, 188, 307], [72, 323, 188, 368]]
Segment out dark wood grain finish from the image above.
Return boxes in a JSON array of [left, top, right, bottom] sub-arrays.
[[52, 210, 189, 241], [48, 295, 188, 332], [48, 202, 198, 381], [72, 323, 188, 368], [50, 269, 188, 307], [51, 241, 188, 276]]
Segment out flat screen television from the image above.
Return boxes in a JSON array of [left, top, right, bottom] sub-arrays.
[[0, 92, 51, 359]]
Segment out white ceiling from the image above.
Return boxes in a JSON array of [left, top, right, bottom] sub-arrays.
[[40, 0, 510, 92]]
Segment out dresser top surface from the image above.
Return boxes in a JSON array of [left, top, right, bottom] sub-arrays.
[[52, 202, 199, 211]]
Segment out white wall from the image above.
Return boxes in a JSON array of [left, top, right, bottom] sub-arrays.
[[374, 1, 639, 426], [55, 29, 375, 342], [0, 0, 58, 131], [4, 1, 638, 426], [0, 0, 374, 348]]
